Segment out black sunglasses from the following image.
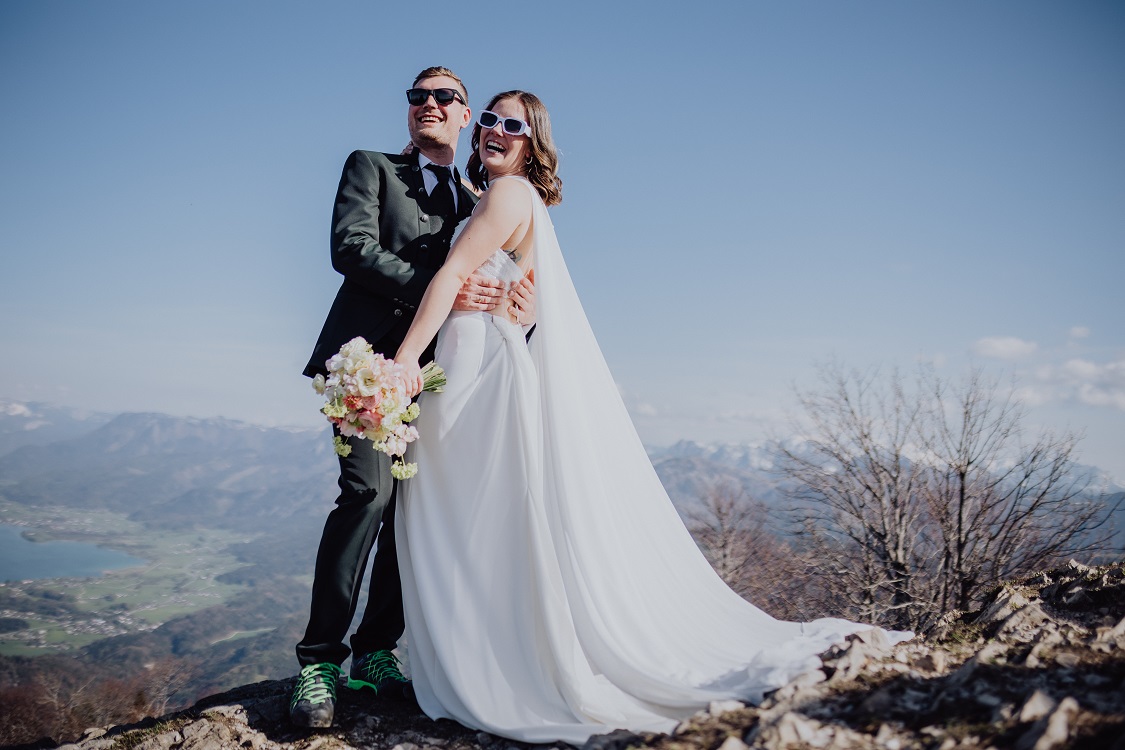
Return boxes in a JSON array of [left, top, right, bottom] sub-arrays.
[[406, 88, 465, 107]]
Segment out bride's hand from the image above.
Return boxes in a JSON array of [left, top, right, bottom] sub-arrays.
[[397, 357, 423, 398], [508, 269, 536, 326]]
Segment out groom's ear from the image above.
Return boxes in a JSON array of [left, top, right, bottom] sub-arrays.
[[461, 106, 472, 129]]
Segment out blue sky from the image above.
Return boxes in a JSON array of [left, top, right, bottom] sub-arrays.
[[2, 1, 1123, 477]]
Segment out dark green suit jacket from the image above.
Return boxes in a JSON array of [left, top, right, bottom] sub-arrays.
[[304, 149, 478, 377]]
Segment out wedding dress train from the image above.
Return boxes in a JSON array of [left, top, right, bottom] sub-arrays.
[[397, 178, 910, 744]]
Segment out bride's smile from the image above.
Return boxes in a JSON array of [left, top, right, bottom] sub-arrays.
[[478, 98, 531, 180]]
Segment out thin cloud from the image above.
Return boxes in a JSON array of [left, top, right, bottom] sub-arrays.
[[1036, 358, 1125, 411], [1013, 385, 1052, 408], [1069, 326, 1091, 340], [972, 336, 1038, 360]]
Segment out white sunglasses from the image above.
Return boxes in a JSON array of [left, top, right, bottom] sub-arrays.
[[477, 110, 532, 137]]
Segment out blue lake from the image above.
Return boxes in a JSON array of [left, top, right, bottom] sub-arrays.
[[0, 524, 145, 582]]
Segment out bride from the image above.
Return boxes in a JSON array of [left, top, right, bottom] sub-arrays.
[[392, 90, 910, 744]]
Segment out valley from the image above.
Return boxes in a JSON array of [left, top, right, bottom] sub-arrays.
[[0, 500, 252, 656]]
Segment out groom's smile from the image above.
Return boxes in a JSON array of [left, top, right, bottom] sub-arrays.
[[407, 75, 471, 152]]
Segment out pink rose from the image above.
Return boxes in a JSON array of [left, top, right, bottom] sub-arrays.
[[358, 412, 383, 431]]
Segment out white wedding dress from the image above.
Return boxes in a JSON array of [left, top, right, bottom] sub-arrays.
[[397, 178, 910, 744]]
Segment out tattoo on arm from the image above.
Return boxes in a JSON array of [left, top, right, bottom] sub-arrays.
[[505, 249, 522, 263]]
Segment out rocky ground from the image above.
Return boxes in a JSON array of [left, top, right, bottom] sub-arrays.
[[18, 561, 1125, 750]]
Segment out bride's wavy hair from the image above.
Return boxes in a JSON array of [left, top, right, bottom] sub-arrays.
[[467, 90, 562, 206]]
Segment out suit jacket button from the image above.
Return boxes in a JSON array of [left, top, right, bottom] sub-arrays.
[[420, 243, 428, 250], [420, 215, 428, 223], [393, 309, 404, 317]]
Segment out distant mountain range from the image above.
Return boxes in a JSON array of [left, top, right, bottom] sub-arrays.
[[0, 402, 337, 532], [1, 399, 1121, 524], [0, 400, 785, 525]]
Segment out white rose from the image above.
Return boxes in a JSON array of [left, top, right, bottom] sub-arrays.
[[312, 374, 327, 395], [355, 367, 380, 397], [379, 393, 402, 416], [340, 337, 370, 358]]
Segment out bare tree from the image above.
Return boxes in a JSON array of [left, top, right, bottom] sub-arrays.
[[775, 364, 932, 629], [686, 481, 836, 621], [919, 368, 1112, 611], [685, 482, 762, 591], [776, 363, 1116, 629], [140, 656, 199, 717]]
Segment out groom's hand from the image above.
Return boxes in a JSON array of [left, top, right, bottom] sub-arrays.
[[452, 275, 506, 312]]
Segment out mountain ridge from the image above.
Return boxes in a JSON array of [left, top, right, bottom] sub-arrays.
[[14, 560, 1123, 750]]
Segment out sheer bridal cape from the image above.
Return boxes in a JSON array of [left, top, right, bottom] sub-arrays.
[[397, 178, 910, 744]]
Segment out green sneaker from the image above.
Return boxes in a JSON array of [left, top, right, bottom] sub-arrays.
[[348, 649, 414, 701], [289, 662, 342, 728]]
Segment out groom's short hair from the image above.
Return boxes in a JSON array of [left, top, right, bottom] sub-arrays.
[[413, 66, 468, 104]]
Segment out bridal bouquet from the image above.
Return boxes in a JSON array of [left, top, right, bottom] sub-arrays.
[[312, 337, 446, 480]]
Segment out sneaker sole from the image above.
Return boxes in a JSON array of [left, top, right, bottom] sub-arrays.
[[347, 677, 414, 702], [292, 713, 334, 729]]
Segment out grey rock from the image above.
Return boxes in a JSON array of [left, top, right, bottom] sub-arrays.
[[974, 588, 1031, 626], [181, 717, 235, 750], [1016, 696, 1079, 750], [708, 699, 746, 716], [874, 722, 905, 750], [717, 736, 749, 750], [581, 728, 644, 750], [1066, 559, 1092, 574], [1054, 652, 1080, 668], [131, 731, 183, 750], [826, 641, 872, 684], [1018, 690, 1058, 723], [201, 704, 246, 721], [772, 712, 829, 746], [997, 603, 1050, 642], [946, 641, 1007, 689], [911, 650, 947, 674]]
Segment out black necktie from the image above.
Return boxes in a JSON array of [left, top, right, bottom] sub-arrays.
[[425, 164, 456, 217]]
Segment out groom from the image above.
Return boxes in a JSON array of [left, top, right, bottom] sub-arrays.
[[291, 66, 530, 728]]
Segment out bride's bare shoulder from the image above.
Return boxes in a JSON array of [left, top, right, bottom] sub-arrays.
[[487, 176, 534, 197], [476, 178, 534, 219]]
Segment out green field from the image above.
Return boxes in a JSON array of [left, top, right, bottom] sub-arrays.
[[0, 500, 253, 655]]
